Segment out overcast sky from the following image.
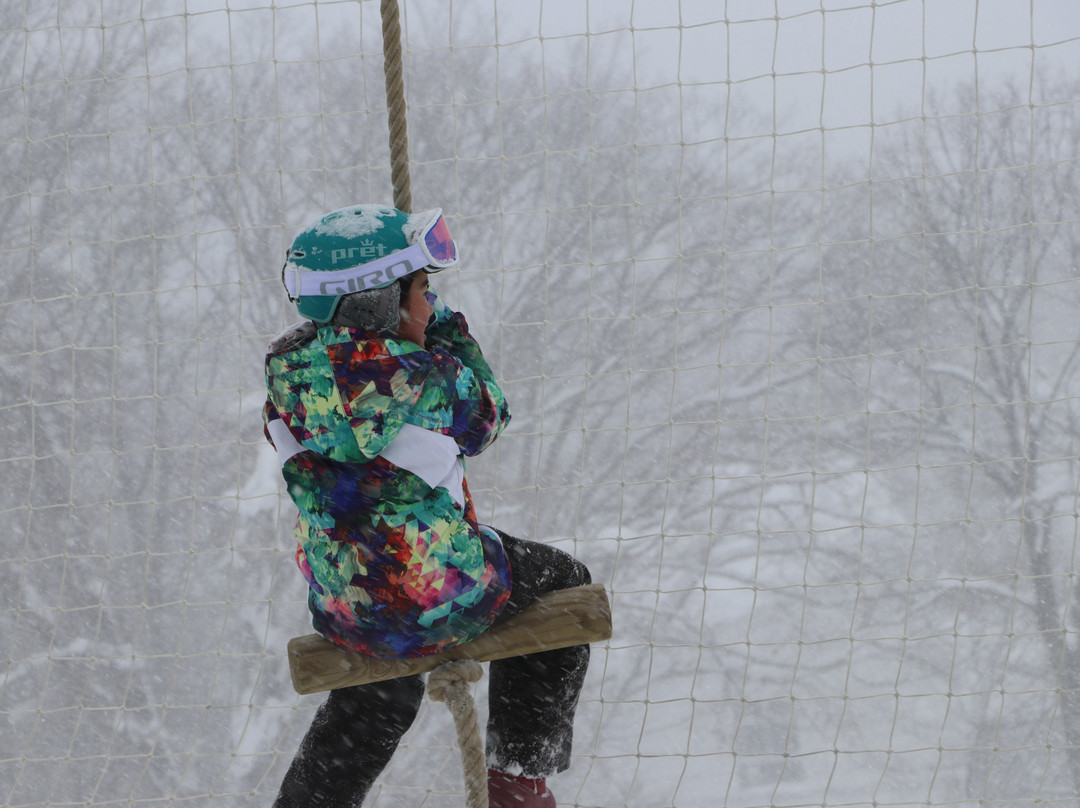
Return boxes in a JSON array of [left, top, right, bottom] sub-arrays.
[[124, 0, 1080, 152]]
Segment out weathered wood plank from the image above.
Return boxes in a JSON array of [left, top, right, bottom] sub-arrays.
[[288, 584, 612, 695]]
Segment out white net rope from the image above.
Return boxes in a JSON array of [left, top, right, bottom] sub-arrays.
[[3, 0, 1080, 805]]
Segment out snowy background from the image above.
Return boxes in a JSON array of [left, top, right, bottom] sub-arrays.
[[3, 0, 1080, 805]]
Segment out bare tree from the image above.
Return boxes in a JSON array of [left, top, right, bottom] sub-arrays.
[[828, 76, 1080, 799]]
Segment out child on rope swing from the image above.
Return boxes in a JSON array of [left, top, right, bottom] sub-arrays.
[[263, 204, 591, 808]]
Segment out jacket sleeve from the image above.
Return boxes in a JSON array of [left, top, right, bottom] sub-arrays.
[[414, 290, 511, 456]]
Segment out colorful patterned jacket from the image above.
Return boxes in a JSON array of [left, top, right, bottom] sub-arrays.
[[263, 293, 513, 658]]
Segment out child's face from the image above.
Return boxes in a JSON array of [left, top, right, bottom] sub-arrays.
[[397, 272, 433, 346]]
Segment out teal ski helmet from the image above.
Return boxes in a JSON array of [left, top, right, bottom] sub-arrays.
[[281, 204, 458, 323]]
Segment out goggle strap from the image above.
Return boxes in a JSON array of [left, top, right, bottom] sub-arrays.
[[285, 242, 428, 298]]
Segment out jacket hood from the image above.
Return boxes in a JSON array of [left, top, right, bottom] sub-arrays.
[[265, 324, 426, 464]]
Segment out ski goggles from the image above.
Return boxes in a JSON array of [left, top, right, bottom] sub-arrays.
[[282, 208, 458, 299]]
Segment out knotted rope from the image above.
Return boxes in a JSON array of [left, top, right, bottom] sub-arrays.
[[380, 0, 412, 213], [427, 659, 489, 808], [379, 5, 481, 802]]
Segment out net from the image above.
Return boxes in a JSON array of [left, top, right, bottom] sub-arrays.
[[3, 0, 1080, 805]]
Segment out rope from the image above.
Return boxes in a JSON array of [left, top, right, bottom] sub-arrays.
[[378, 6, 485, 803], [378, 5, 484, 803], [380, 0, 412, 213], [428, 660, 489, 808]]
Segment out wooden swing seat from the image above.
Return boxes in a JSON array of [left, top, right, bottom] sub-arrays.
[[287, 583, 613, 695]]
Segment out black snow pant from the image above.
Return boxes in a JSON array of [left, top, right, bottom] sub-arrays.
[[272, 532, 592, 808]]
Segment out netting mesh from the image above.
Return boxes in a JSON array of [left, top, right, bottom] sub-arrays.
[[3, 1, 1080, 805]]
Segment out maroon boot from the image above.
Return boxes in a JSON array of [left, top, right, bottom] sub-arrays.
[[487, 769, 556, 808]]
